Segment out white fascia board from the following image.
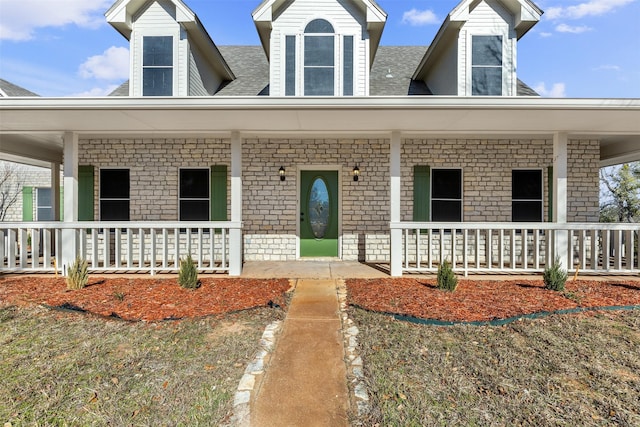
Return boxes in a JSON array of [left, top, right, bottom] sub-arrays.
[[363, 0, 387, 22], [252, 0, 274, 21]]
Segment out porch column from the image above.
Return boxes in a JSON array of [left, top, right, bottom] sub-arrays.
[[61, 132, 78, 275], [552, 132, 569, 270], [390, 131, 402, 276], [229, 131, 243, 276], [51, 162, 60, 221]]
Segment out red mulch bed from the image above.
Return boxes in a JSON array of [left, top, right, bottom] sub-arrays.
[[347, 278, 640, 322], [0, 276, 291, 322], [2, 276, 640, 323]]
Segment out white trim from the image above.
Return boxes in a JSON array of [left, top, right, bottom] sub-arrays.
[[178, 167, 210, 221], [296, 165, 343, 259], [98, 167, 130, 221], [430, 167, 463, 222], [511, 168, 543, 222]]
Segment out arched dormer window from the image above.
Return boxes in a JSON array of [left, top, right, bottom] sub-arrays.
[[284, 18, 354, 96], [304, 19, 335, 96]]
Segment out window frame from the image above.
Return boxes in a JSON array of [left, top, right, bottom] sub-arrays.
[[178, 167, 211, 222], [469, 34, 504, 96], [99, 168, 130, 221], [284, 19, 356, 96], [431, 168, 463, 222], [512, 168, 543, 222], [35, 187, 53, 221], [303, 19, 336, 96], [142, 35, 174, 96]]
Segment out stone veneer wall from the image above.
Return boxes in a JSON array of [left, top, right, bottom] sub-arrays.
[[77, 138, 600, 262], [401, 139, 600, 223], [1, 161, 56, 222], [241, 138, 390, 261], [79, 139, 231, 221]]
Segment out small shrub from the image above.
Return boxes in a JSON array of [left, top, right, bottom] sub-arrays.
[[113, 291, 125, 301], [437, 260, 458, 292], [543, 257, 567, 291], [66, 257, 89, 290], [178, 254, 200, 289]]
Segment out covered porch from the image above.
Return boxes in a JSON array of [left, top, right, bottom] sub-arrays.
[[1, 97, 639, 276]]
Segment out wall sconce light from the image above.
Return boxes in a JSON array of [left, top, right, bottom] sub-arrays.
[[352, 165, 360, 182], [279, 166, 286, 181]]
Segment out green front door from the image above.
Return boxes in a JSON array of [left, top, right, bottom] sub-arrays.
[[300, 170, 339, 257]]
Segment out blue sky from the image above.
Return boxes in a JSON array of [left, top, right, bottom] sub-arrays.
[[0, 0, 638, 98]]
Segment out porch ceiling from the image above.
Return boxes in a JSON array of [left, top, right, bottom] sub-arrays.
[[1, 96, 639, 167]]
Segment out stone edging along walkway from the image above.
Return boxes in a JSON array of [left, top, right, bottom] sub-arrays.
[[227, 278, 370, 426]]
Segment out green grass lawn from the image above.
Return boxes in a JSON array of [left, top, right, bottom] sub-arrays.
[[351, 308, 640, 426], [1, 305, 283, 426]]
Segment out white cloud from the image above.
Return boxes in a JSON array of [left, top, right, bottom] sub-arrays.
[[71, 84, 121, 97], [79, 46, 130, 80], [555, 23, 592, 33], [539, 32, 553, 38], [401, 9, 439, 26], [0, 0, 112, 41], [533, 82, 567, 98], [594, 64, 622, 71], [544, 0, 635, 20]]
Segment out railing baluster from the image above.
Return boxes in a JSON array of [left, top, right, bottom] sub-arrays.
[[416, 228, 421, 269], [486, 229, 492, 270], [139, 228, 145, 270], [174, 228, 180, 268], [427, 228, 432, 269], [463, 229, 468, 275], [221, 228, 227, 269], [591, 229, 598, 271], [614, 230, 622, 271], [115, 229, 122, 270], [150, 228, 156, 275], [162, 228, 168, 269], [31, 228, 40, 269], [126, 228, 133, 268], [522, 229, 528, 270], [0, 229, 5, 269], [198, 228, 204, 269]]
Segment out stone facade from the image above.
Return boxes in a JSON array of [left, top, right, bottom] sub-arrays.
[[74, 137, 600, 262], [0, 161, 55, 222], [401, 139, 600, 223]]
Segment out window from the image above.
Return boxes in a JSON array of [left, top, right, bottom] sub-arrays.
[[512, 170, 542, 222], [343, 36, 353, 96], [36, 188, 53, 221], [472, 35, 502, 96], [285, 35, 296, 96], [100, 169, 130, 221], [304, 19, 335, 96], [432, 169, 462, 222], [179, 169, 209, 221], [143, 36, 173, 96]]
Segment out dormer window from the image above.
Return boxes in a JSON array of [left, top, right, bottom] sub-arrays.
[[471, 35, 502, 96], [304, 19, 335, 96], [284, 19, 355, 97], [143, 36, 173, 96]]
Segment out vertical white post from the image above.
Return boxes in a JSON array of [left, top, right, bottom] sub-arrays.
[[51, 162, 61, 221], [553, 132, 569, 270], [390, 131, 402, 276], [62, 132, 79, 275], [229, 131, 243, 276]]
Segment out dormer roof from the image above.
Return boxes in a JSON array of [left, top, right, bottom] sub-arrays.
[[105, 0, 235, 80], [252, 0, 387, 65], [413, 0, 542, 80]]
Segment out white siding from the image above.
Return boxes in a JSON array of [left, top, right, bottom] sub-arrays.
[[188, 43, 224, 96], [130, 0, 183, 96], [269, 0, 369, 96], [424, 38, 458, 95], [458, 0, 517, 96]]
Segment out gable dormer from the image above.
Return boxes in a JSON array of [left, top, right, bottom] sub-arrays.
[[252, 0, 386, 96], [106, 0, 234, 96], [413, 0, 542, 96]]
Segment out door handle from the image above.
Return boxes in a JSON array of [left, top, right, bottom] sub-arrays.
[[300, 212, 304, 222]]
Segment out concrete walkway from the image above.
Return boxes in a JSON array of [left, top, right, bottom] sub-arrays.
[[250, 279, 349, 427]]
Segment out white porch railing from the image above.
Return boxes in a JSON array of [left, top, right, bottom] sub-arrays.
[[0, 221, 242, 275], [391, 222, 640, 276]]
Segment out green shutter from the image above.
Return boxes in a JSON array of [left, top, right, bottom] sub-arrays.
[[78, 165, 94, 221], [413, 165, 430, 221], [210, 165, 227, 221], [22, 187, 33, 221], [547, 166, 553, 222]]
